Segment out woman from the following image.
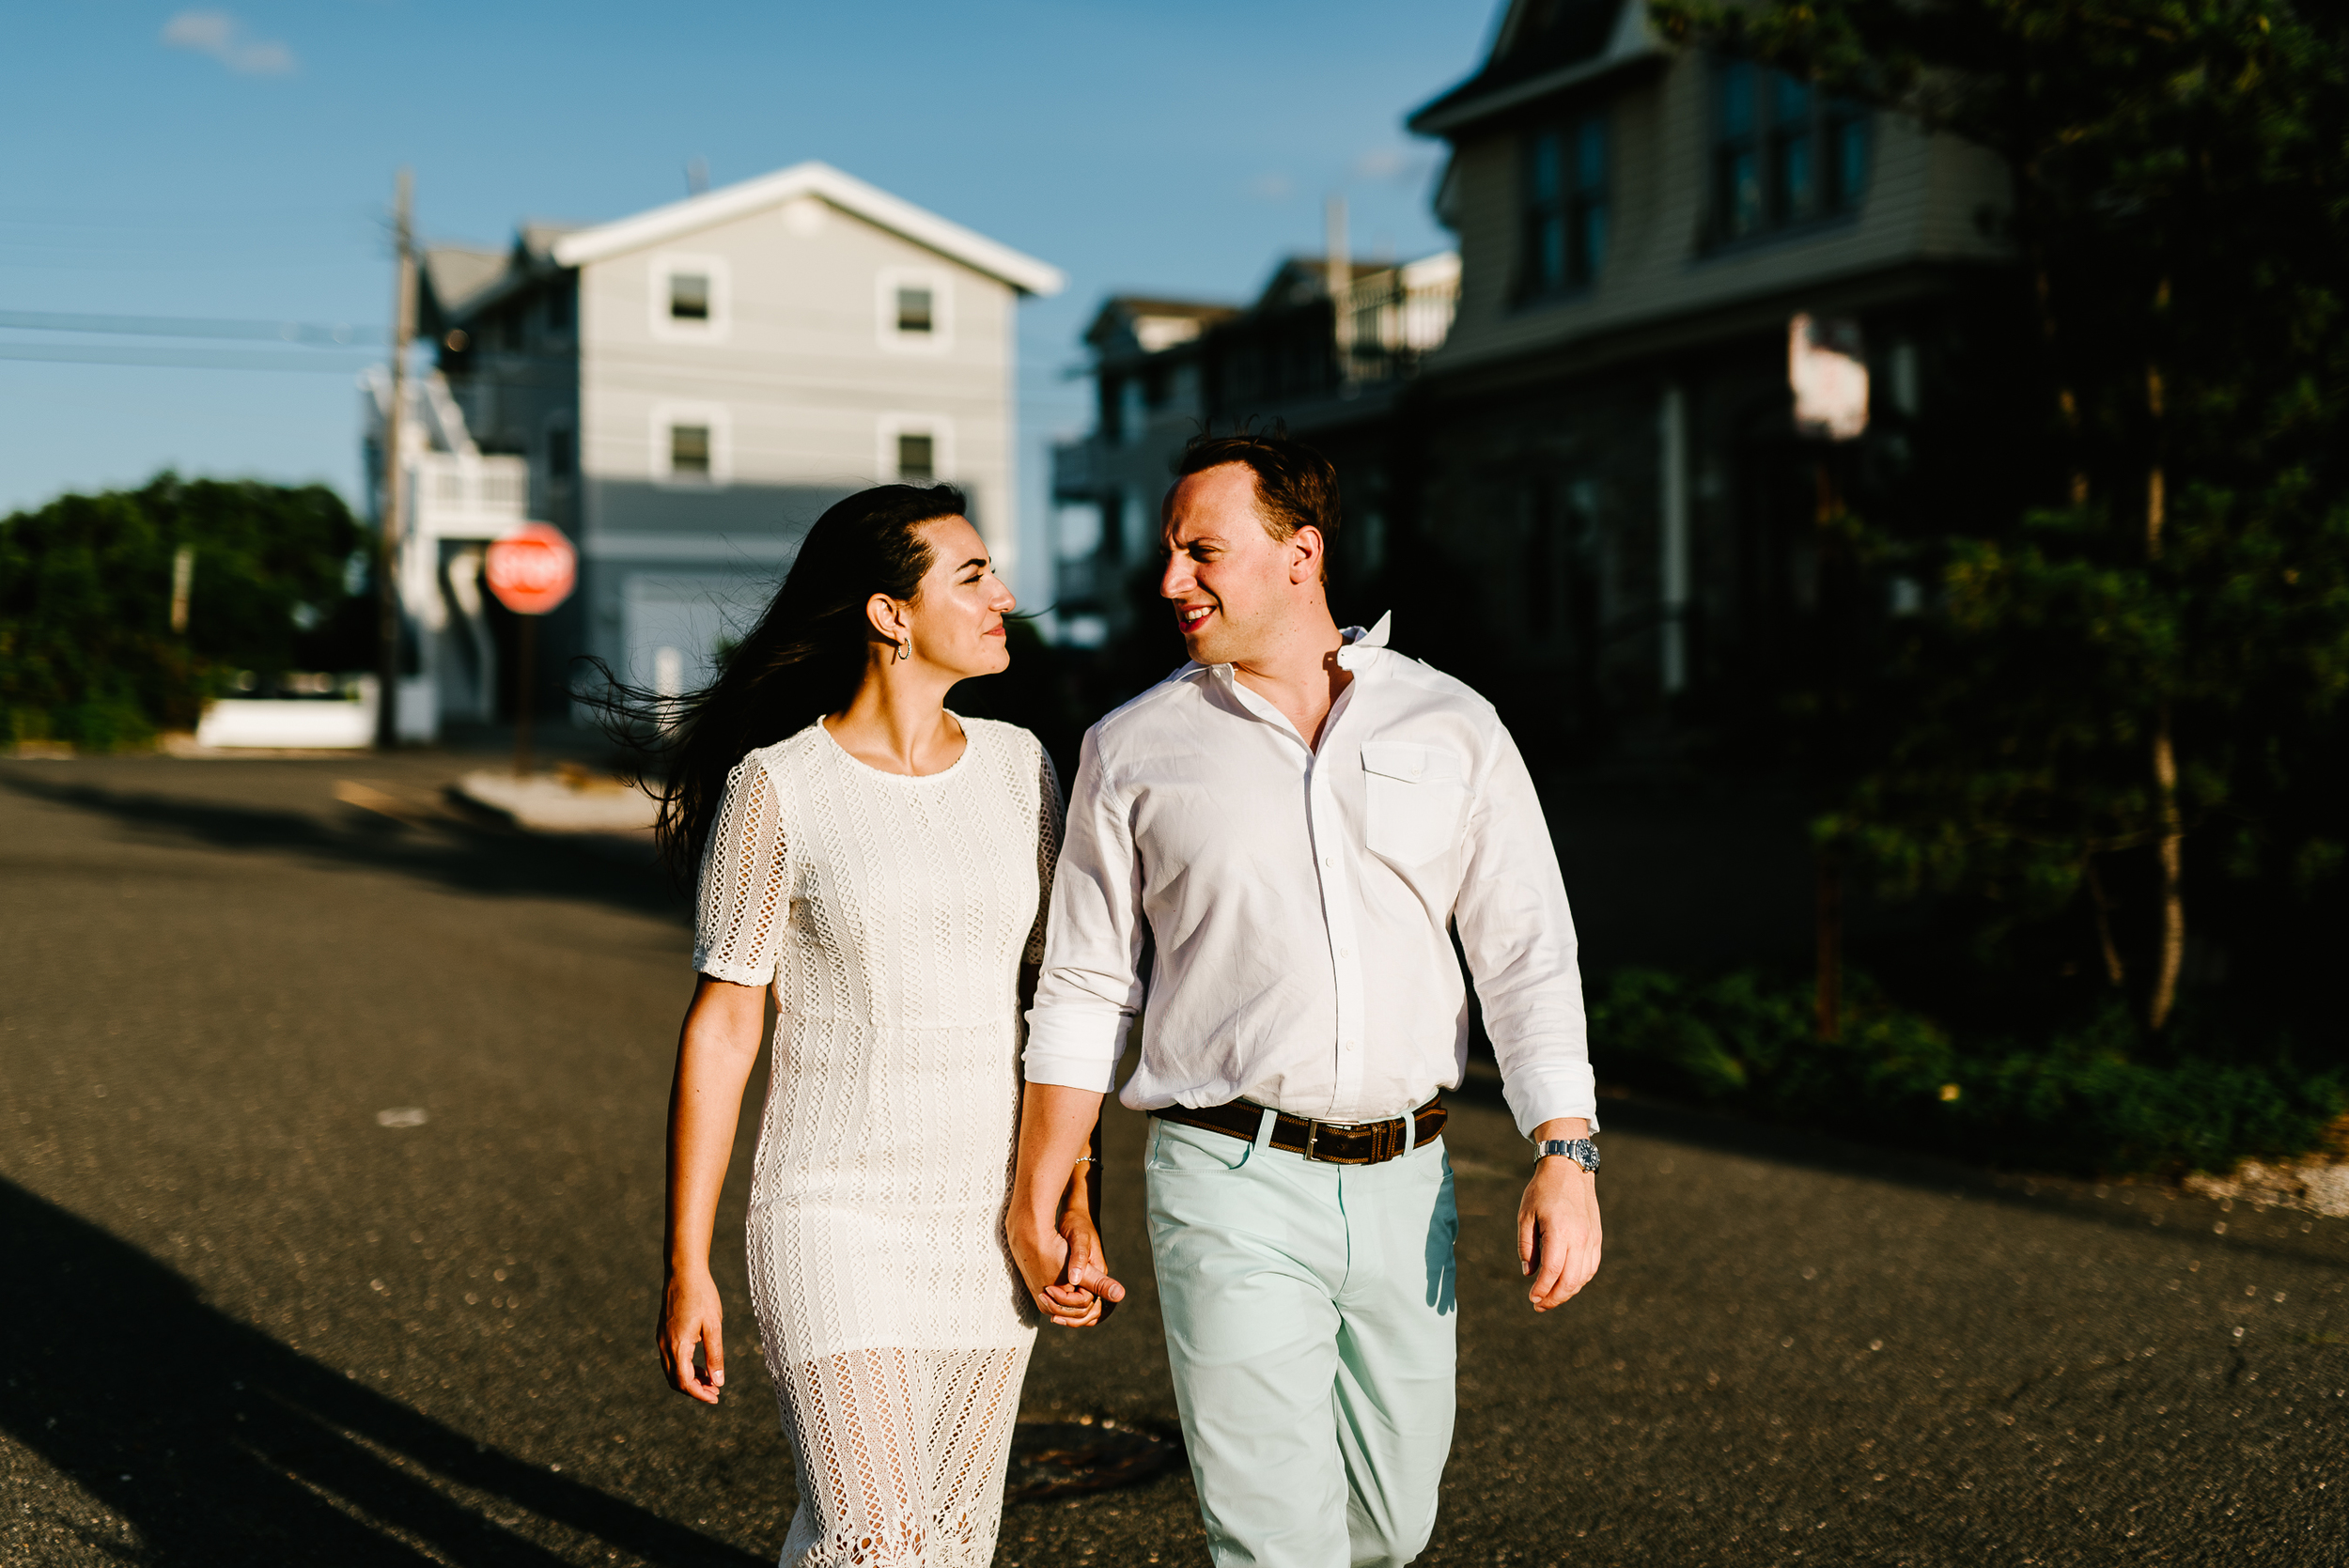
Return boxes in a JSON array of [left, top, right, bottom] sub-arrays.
[[649, 484, 1121, 1566]]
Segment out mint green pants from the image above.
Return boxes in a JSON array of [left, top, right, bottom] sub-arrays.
[[1144, 1112, 1459, 1568]]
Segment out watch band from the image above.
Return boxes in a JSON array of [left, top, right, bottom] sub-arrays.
[[1536, 1137, 1600, 1173]]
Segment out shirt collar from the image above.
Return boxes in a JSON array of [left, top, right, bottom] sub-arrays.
[[1177, 611, 1393, 686], [1334, 611, 1392, 672]]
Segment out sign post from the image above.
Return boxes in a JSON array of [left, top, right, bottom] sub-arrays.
[[483, 522, 578, 779], [1789, 314, 1871, 1043]]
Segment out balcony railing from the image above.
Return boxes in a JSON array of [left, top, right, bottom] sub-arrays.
[[1338, 252, 1461, 384], [409, 452, 530, 539]]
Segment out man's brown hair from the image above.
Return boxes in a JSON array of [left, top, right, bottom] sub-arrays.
[[1172, 429, 1341, 565]]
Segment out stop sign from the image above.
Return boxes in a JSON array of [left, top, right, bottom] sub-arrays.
[[483, 522, 577, 615]]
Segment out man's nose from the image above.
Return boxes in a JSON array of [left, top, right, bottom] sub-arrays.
[[1159, 552, 1193, 598]]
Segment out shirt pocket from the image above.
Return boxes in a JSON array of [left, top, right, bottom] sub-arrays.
[[1361, 741, 1469, 866]]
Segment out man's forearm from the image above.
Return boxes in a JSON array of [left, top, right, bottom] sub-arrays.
[[1529, 1116, 1591, 1148], [1013, 1081, 1107, 1229]]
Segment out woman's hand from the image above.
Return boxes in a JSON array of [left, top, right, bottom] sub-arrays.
[[1050, 1204, 1125, 1327], [658, 1265, 727, 1404], [1007, 1197, 1126, 1327]]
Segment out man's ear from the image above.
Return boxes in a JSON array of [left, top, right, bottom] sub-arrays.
[[865, 592, 910, 645], [1288, 525, 1326, 586]]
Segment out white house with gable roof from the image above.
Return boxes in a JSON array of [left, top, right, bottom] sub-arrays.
[[373, 162, 1062, 738]]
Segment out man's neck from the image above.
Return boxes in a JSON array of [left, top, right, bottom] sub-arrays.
[[1229, 611, 1351, 750]]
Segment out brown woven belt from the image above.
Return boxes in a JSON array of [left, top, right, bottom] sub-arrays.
[[1149, 1094, 1447, 1166]]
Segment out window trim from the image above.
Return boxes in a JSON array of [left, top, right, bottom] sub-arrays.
[[876, 265, 954, 355], [649, 253, 732, 344], [876, 411, 955, 486], [650, 400, 732, 488]]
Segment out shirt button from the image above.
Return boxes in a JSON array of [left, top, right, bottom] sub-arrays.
[[1323, 855, 1335, 868], [1338, 947, 1350, 958], [1344, 1040, 1357, 1052]]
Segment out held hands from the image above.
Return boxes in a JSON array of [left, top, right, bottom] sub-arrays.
[[1517, 1157, 1604, 1312], [1008, 1196, 1127, 1328], [658, 1264, 727, 1404]]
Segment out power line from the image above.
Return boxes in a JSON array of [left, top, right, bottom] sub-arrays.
[[0, 308, 383, 344], [0, 343, 377, 374]]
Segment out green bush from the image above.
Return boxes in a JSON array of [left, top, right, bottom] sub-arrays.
[[0, 474, 365, 749], [1594, 968, 2345, 1177]]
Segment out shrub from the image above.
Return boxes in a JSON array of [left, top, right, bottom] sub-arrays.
[[1594, 968, 2345, 1177]]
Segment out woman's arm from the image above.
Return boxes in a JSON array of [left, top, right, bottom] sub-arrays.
[[657, 975, 768, 1405], [1009, 1082, 1126, 1326]]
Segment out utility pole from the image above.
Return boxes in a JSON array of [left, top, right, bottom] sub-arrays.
[[376, 167, 416, 750], [1325, 193, 1351, 385]]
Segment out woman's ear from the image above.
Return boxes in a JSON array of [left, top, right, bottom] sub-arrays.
[[865, 592, 910, 646]]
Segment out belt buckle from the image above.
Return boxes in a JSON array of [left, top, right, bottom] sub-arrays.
[[1304, 1117, 1358, 1164]]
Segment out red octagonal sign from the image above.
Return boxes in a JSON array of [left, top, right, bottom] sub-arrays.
[[483, 522, 577, 615]]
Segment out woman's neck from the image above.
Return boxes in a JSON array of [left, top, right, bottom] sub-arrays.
[[823, 658, 965, 776]]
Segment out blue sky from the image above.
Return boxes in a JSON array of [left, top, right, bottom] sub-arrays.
[[0, 0, 1491, 588]]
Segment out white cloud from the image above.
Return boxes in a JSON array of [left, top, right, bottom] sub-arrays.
[[1247, 172, 1296, 202], [1352, 147, 1437, 185], [161, 10, 296, 75]]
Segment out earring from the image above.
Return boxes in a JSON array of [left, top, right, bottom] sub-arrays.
[[896, 638, 910, 662]]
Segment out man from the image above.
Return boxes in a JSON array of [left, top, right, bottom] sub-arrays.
[[1008, 432, 1601, 1568]]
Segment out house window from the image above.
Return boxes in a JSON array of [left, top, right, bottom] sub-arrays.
[[669, 273, 710, 322], [546, 426, 575, 480], [877, 268, 951, 352], [1523, 113, 1609, 297], [670, 425, 711, 477], [1712, 59, 1870, 243], [896, 433, 935, 483], [546, 280, 574, 334]]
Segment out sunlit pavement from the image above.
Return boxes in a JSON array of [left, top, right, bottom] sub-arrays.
[[5, 753, 2346, 1567]]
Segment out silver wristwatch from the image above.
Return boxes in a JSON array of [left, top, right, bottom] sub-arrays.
[[1535, 1137, 1600, 1173]]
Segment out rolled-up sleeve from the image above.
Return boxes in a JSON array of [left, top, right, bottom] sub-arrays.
[[1023, 728, 1143, 1093], [1453, 727, 1597, 1137]]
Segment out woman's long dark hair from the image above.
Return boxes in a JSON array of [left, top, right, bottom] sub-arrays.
[[587, 483, 967, 881]]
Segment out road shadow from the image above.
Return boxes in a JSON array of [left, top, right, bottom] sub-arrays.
[[1449, 1061, 2349, 1269], [0, 1178, 760, 1566], [0, 772, 686, 929]]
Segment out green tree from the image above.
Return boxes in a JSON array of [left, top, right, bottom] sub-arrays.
[[1653, 0, 2349, 1040], [0, 474, 366, 748]]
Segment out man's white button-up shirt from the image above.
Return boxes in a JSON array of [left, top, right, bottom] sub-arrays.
[[1024, 613, 1596, 1138]]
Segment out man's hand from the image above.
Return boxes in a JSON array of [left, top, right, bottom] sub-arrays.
[[657, 1265, 726, 1403], [1517, 1119, 1602, 1312], [1008, 1196, 1126, 1327]]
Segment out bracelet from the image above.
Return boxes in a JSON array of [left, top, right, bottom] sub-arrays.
[[1071, 1156, 1096, 1166]]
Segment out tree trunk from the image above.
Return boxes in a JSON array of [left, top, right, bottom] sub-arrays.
[[2150, 707, 2185, 1030], [2083, 855, 2126, 987], [2144, 289, 2183, 1032]]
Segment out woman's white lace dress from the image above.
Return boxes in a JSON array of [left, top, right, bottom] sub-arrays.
[[693, 715, 1060, 1567]]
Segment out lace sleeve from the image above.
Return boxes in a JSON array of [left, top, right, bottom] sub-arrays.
[[693, 754, 789, 987], [1025, 737, 1065, 967]]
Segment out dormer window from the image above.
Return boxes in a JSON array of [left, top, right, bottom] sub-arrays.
[[669, 272, 710, 321], [1522, 112, 1609, 298], [1711, 60, 1870, 244]]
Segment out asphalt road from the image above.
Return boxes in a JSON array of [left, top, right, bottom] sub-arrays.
[[4, 752, 2347, 1568]]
